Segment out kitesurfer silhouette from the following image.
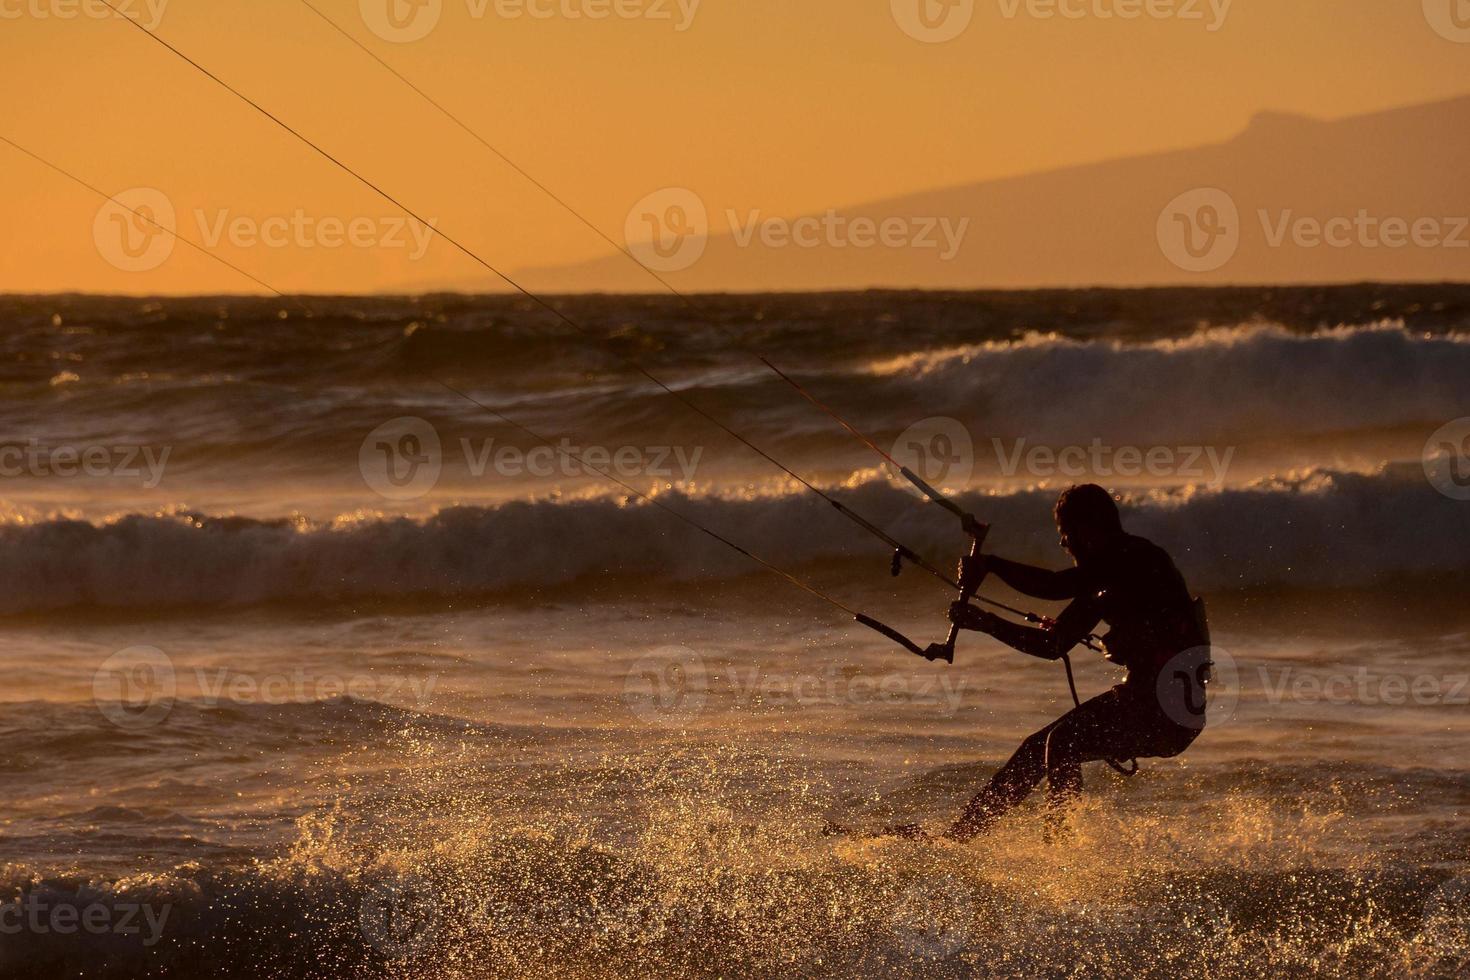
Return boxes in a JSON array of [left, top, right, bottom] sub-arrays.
[[945, 484, 1209, 841]]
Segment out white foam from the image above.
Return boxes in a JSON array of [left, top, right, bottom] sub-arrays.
[[0, 463, 1461, 613]]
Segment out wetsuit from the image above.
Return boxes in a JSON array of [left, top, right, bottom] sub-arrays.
[[950, 532, 1208, 840]]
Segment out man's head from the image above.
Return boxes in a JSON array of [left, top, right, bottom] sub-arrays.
[[1054, 484, 1123, 562]]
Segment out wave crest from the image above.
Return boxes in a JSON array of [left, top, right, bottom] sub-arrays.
[[0, 463, 1462, 614], [863, 321, 1470, 446]]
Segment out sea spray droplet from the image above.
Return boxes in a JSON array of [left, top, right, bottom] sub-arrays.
[[888, 873, 975, 961], [1422, 874, 1470, 960]]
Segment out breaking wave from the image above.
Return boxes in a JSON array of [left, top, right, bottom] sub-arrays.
[[858, 321, 1470, 446], [0, 463, 1462, 615]]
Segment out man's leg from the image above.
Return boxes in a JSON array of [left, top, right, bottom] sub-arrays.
[[949, 692, 1133, 841], [1041, 690, 1134, 808], [948, 719, 1060, 841]]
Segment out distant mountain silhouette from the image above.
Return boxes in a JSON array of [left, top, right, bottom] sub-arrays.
[[510, 94, 1470, 292]]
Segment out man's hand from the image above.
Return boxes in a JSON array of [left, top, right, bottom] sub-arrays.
[[949, 601, 1001, 634], [958, 554, 991, 592]]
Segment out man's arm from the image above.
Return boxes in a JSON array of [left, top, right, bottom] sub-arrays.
[[961, 555, 1084, 601], [949, 592, 1103, 661]]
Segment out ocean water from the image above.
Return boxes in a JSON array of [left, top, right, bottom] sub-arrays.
[[2, 286, 1469, 978]]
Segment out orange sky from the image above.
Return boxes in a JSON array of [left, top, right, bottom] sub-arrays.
[[3, 0, 1467, 294]]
